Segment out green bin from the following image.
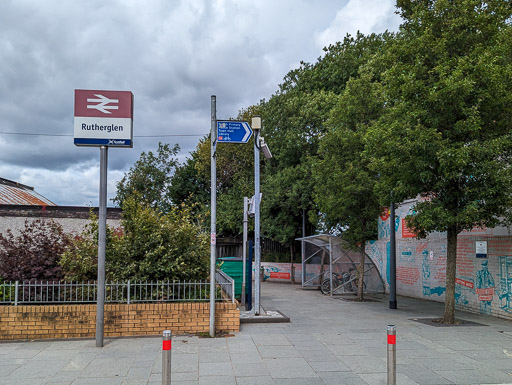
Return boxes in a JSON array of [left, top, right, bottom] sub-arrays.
[[218, 257, 243, 298]]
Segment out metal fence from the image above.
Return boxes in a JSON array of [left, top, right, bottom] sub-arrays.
[[0, 270, 235, 305]]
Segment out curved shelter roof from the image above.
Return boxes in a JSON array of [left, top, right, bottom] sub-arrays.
[[297, 234, 385, 295]]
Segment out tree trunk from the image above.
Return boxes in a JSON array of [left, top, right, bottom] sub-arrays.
[[357, 242, 365, 301], [442, 225, 458, 323]]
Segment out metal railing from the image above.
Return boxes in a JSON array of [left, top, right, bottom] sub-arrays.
[[0, 271, 235, 305]]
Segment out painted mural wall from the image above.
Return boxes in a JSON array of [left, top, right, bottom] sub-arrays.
[[366, 199, 512, 320]]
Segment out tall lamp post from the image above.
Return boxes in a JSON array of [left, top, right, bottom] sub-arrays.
[[251, 116, 272, 315]]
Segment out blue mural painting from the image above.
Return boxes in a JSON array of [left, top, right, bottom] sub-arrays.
[[378, 219, 389, 239], [497, 256, 512, 313], [386, 241, 390, 284], [455, 276, 473, 306], [421, 250, 431, 297], [476, 260, 495, 314], [369, 240, 383, 277]]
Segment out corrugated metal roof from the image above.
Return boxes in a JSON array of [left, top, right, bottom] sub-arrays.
[[0, 178, 56, 206]]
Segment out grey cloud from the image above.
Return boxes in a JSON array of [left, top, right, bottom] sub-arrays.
[[0, 0, 399, 205]]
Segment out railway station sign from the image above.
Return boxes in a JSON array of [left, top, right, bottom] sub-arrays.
[[74, 89, 133, 147]]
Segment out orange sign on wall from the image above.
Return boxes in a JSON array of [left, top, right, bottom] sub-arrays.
[[402, 219, 417, 238]]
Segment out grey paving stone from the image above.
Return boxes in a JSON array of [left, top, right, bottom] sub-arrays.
[[397, 364, 454, 384], [126, 365, 153, 379], [7, 359, 68, 379], [252, 334, 291, 346], [257, 345, 302, 358], [62, 352, 97, 371], [229, 352, 263, 364], [263, 357, 317, 378], [339, 355, 387, 373], [198, 361, 233, 376], [319, 371, 371, 385], [171, 353, 199, 372], [79, 357, 133, 378], [358, 372, 420, 385], [436, 369, 499, 384], [232, 362, 270, 377], [273, 379, 325, 385], [71, 378, 123, 385], [0, 379, 47, 385], [0, 364, 19, 377], [198, 375, 236, 385], [234, 376, 275, 385], [300, 349, 339, 362], [198, 351, 230, 363], [308, 359, 351, 372]]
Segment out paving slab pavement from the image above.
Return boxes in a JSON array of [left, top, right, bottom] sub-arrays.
[[1, 282, 512, 384]]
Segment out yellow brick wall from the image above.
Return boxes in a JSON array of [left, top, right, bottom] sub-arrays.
[[0, 302, 239, 340]]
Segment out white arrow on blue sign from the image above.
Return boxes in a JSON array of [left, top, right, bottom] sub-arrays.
[[217, 121, 253, 143]]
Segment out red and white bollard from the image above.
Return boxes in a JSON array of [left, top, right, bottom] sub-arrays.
[[387, 325, 396, 385], [162, 330, 172, 385]]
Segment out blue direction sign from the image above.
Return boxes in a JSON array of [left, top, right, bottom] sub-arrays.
[[217, 121, 253, 143]]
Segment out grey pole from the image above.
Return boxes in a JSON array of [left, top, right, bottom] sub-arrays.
[[389, 201, 397, 309], [387, 325, 396, 385], [253, 120, 261, 315], [96, 145, 108, 347], [162, 330, 172, 385], [242, 197, 248, 309], [209, 95, 217, 337]]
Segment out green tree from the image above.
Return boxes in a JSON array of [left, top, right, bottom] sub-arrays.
[[366, 0, 512, 323], [114, 142, 180, 211], [260, 32, 391, 255], [60, 199, 209, 282], [313, 71, 384, 300]]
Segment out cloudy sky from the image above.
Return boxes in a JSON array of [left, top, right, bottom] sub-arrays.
[[0, 0, 401, 206]]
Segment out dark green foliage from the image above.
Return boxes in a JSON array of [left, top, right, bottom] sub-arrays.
[[60, 200, 209, 282], [114, 142, 180, 211], [366, 0, 512, 322]]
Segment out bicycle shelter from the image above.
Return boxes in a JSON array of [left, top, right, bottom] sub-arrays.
[[297, 234, 385, 296]]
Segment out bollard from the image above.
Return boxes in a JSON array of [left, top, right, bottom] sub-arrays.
[[162, 330, 172, 385], [387, 325, 396, 385]]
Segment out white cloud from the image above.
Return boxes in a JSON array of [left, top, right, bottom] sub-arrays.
[[316, 0, 401, 50]]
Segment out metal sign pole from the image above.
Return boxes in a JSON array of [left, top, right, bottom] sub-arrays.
[[253, 127, 261, 315], [389, 202, 397, 309], [242, 197, 248, 309], [96, 145, 108, 347], [209, 95, 217, 337]]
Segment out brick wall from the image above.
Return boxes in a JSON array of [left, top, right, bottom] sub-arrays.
[[367, 199, 512, 320], [0, 302, 239, 340], [0, 205, 122, 236]]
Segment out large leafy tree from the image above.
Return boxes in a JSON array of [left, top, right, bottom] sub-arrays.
[[367, 0, 512, 322], [114, 142, 180, 212], [314, 70, 385, 300], [260, 32, 392, 255]]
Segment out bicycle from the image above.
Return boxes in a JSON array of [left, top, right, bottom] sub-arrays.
[[320, 267, 365, 295]]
